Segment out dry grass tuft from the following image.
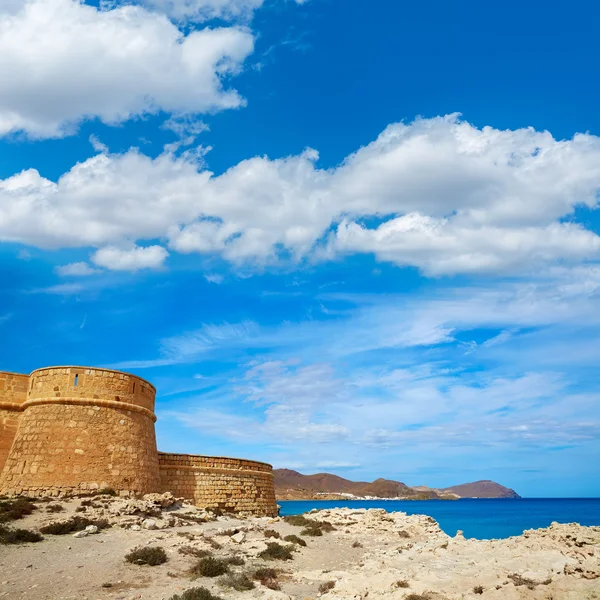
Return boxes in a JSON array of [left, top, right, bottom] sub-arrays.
[[258, 541, 294, 561], [319, 580, 336, 593], [0, 498, 37, 522], [190, 557, 229, 578], [125, 546, 168, 566], [283, 534, 306, 547], [219, 573, 255, 591], [263, 529, 281, 539], [0, 524, 43, 544], [169, 588, 224, 600]]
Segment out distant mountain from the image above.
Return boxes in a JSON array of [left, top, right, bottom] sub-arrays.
[[438, 480, 520, 499], [274, 469, 520, 500]]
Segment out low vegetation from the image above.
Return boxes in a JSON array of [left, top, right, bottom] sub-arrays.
[[395, 579, 410, 588], [282, 514, 311, 527], [473, 585, 484, 594], [0, 498, 37, 522], [283, 534, 306, 546], [263, 529, 281, 539], [45, 504, 64, 513], [319, 580, 336, 593], [300, 519, 336, 537], [352, 541, 363, 548], [226, 555, 245, 566], [508, 573, 551, 590], [219, 573, 255, 591], [0, 524, 43, 545], [169, 588, 224, 600], [178, 546, 211, 559], [253, 567, 280, 590], [191, 557, 230, 578], [259, 541, 294, 561], [125, 546, 168, 566], [39, 516, 109, 535]]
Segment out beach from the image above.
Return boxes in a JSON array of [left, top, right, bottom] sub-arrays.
[[1, 493, 599, 599]]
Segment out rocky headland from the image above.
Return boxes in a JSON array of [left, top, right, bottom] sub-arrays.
[[1, 493, 598, 599], [274, 470, 520, 500]]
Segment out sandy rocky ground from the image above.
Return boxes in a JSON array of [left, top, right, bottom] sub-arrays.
[[0, 493, 599, 600]]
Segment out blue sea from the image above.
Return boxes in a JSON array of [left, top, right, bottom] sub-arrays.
[[278, 498, 600, 540]]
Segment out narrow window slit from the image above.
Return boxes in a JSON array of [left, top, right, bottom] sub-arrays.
[[74, 374, 79, 387]]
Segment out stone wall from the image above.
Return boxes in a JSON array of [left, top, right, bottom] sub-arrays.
[[158, 453, 278, 516], [0, 366, 278, 516], [0, 367, 160, 496], [0, 372, 28, 474]]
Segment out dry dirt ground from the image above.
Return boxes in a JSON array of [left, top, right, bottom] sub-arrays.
[[0, 494, 599, 600]]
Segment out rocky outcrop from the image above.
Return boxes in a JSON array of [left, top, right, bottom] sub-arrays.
[[274, 469, 519, 500]]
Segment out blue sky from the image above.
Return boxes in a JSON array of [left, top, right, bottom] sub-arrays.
[[1, 0, 600, 497]]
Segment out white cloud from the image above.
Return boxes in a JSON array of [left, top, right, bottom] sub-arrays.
[[55, 261, 99, 276], [2, 116, 600, 274], [0, 0, 254, 138], [137, 0, 264, 22], [91, 245, 168, 271]]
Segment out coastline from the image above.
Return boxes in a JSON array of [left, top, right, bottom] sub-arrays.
[[1, 494, 599, 599]]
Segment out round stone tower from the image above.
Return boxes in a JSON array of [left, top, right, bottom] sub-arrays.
[[0, 371, 28, 476], [0, 366, 160, 497]]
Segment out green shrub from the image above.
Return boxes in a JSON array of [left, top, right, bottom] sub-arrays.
[[40, 516, 109, 535], [473, 585, 484, 594], [319, 581, 335, 593], [219, 573, 255, 591], [283, 534, 306, 547], [226, 555, 245, 566], [0, 524, 43, 544], [46, 504, 64, 513], [283, 514, 311, 526], [169, 587, 224, 600], [191, 557, 229, 578], [395, 579, 409, 588], [259, 542, 294, 561], [0, 498, 37, 522], [125, 546, 168, 566]]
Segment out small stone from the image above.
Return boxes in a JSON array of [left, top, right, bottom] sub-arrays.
[[231, 532, 246, 544], [130, 525, 141, 531], [142, 518, 157, 530], [73, 531, 88, 538], [85, 525, 98, 534]]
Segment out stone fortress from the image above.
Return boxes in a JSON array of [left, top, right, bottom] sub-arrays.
[[0, 366, 277, 516]]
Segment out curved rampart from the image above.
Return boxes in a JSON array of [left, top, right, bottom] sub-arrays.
[[158, 453, 278, 516], [0, 367, 160, 497], [0, 372, 28, 476]]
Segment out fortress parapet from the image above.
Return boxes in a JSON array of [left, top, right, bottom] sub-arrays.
[[0, 367, 160, 497]]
